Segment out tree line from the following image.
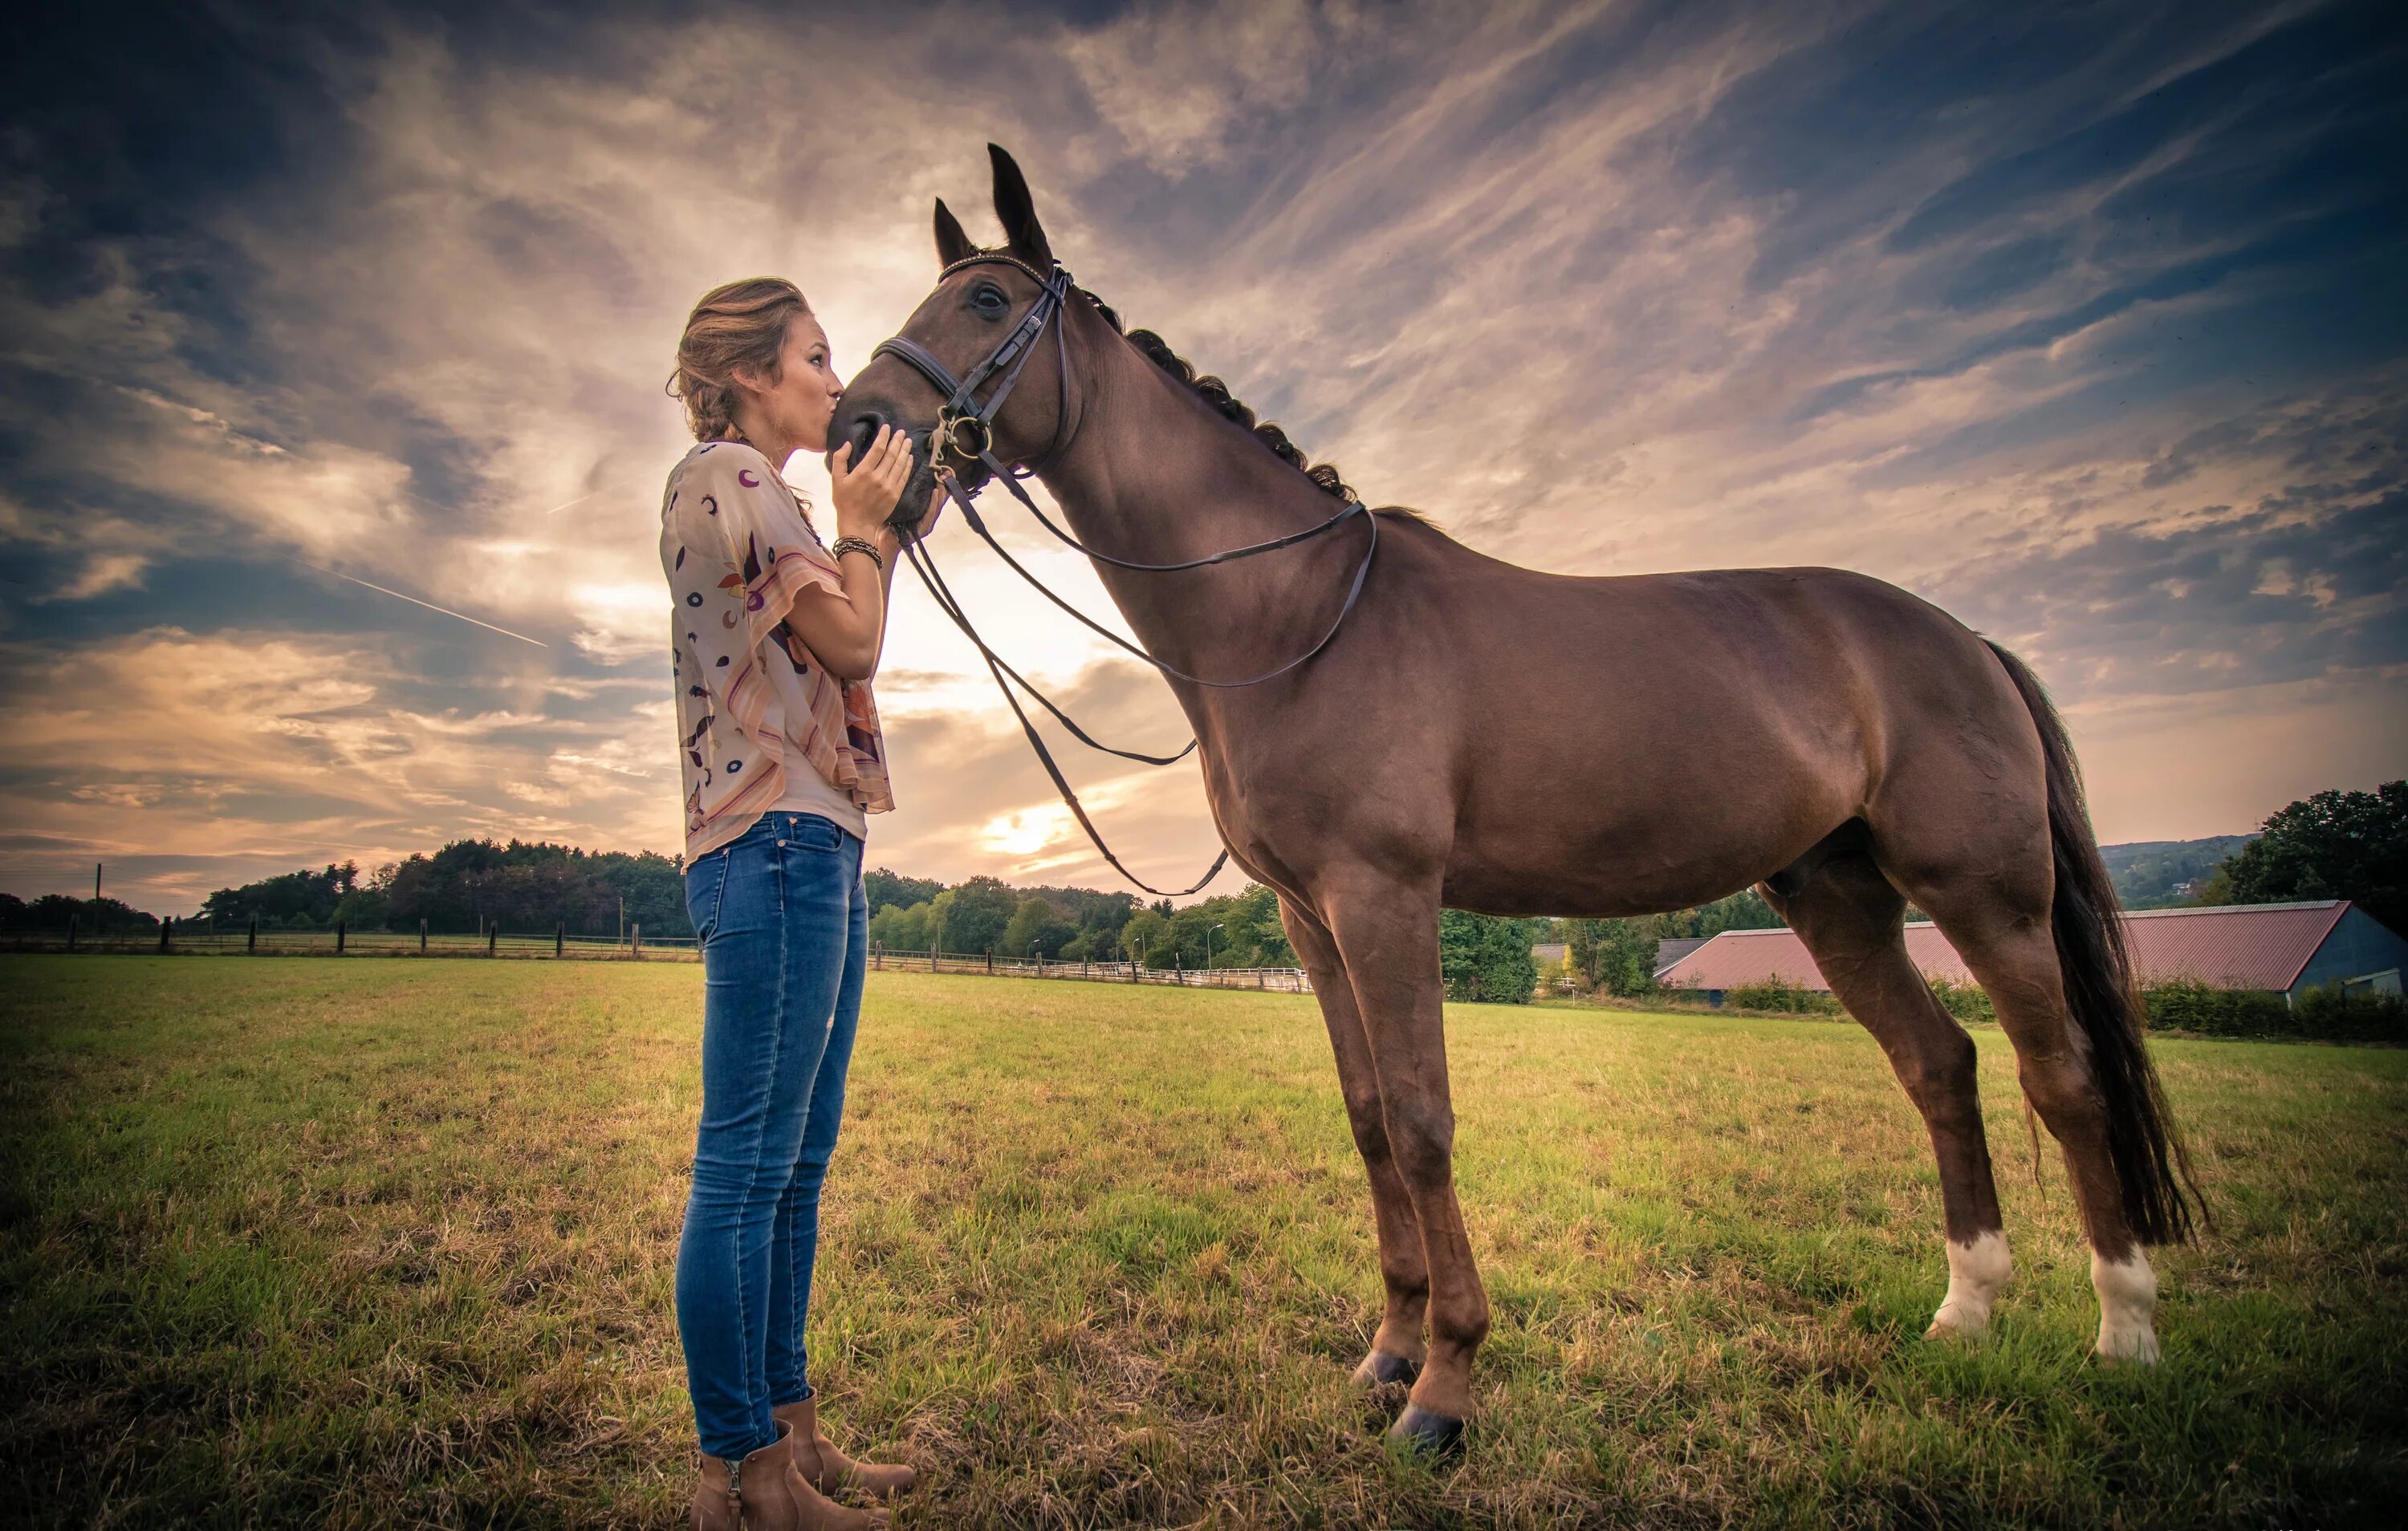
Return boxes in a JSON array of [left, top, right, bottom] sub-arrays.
[[865, 877, 1297, 969], [0, 894, 160, 935], [190, 843, 694, 939], [24, 782, 2393, 994]]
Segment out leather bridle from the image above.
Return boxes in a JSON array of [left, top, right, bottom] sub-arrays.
[[871, 252, 1077, 481], [867, 253, 1377, 896]]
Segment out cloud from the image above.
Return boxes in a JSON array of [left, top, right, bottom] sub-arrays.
[[0, 625, 685, 908], [2, 0, 2402, 910]]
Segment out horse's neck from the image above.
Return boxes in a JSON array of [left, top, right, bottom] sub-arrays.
[[1036, 335, 1351, 660]]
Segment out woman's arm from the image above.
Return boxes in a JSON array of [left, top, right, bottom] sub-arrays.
[[779, 426, 915, 680]]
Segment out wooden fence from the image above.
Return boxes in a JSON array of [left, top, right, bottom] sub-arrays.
[[0, 920, 1312, 993], [0, 918, 689, 961]]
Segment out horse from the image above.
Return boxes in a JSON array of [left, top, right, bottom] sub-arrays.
[[832, 144, 2199, 1453]]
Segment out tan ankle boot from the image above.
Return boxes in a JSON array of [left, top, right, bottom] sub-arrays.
[[692, 1419, 888, 1529], [692, 1422, 799, 1531], [775, 1395, 918, 1501]]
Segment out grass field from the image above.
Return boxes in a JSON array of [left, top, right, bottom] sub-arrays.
[[4, 957, 2404, 1529]]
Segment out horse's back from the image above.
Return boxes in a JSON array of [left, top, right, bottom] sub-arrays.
[[1358, 536, 2036, 916]]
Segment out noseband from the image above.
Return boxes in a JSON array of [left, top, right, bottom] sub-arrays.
[[868, 254, 1377, 897]]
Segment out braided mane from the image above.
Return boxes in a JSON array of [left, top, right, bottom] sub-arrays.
[[1076, 287, 1356, 504]]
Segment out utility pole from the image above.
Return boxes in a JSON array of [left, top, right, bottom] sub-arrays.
[[94, 863, 102, 901]]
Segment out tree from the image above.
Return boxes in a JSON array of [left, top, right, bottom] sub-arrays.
[[864, 867, 945, 912], [1121, 907, 1175, 967], [1567, 916, 1660, 995], [1659, 888, 1784, 939], [1438, 910, 1536, 1004], [868, 900, 935, 952], [938, 875, 1015, 954], [199, 863, 358, 928], [2199, 781, 2406, 933], [1207, 883, 1296, 967], [331, 886, 391, 930], [1015, 882, 1139, 959], [1000, 897, 1075, 959]]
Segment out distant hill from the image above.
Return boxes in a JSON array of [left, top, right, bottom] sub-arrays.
[[2100, 836, 2255, 909]]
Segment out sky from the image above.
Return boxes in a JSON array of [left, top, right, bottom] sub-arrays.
[[1, 0, 2402, 915]]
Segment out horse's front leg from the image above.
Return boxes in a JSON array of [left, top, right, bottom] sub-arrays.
[[1279, 895, 1429, 1387], [1320, 874, 1488, 1453]]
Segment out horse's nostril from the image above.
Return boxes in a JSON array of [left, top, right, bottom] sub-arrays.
[[849, 415, 884, 464]]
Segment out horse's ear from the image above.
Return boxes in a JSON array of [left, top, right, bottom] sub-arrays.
[[934, 197, 978, 268], [988, 143, 1052, 267]]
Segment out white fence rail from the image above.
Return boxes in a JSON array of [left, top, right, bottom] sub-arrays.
[[868, 944, 1312, 993]]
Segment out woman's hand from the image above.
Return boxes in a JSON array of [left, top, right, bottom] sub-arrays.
[[829, 424, 914, 542]]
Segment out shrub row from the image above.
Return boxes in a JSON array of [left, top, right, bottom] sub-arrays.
[[1718, 979, 1841, 1016], [2144, 977, 2406, 1042], [2140, 978, 2292, 1038], [1676, 973, 2401, 1043]]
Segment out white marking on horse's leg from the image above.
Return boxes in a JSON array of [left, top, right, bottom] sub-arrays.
[[2091, 1249, 2161, 1363], [1926, 1229, 2011, 1338]]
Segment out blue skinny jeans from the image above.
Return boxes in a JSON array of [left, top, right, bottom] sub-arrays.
[[677, 810, 868, 1461]]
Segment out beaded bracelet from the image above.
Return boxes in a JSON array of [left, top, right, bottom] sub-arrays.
[[829, 536, 884, 571]]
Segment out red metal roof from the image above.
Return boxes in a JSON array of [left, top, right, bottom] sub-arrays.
[[1656, 901, 2351, 994]]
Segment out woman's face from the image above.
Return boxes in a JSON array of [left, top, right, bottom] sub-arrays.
[[739, 313, 840, 451]]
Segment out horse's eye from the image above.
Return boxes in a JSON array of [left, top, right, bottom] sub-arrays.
[[970, 284, 1008, 315]]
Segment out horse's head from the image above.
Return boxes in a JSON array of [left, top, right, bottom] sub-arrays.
[[832, 144, 1081, 522]]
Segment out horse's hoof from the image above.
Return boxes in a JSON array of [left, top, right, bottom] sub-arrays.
[[1387, 1403, 1466, 1456], [1923, 1302, 1991, 1342], [1350, 1350, 1421, 1387], [2093, 1326, 2162, 1365]]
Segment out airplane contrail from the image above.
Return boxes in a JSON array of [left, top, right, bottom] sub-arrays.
[[291, 559, 550, 648], [541, 484, 617, 515]]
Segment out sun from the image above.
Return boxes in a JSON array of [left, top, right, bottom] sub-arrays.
[[978, 803, 1074, 857]]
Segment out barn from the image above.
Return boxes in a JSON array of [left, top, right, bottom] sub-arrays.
[[1656, 900, 2406, 1009]]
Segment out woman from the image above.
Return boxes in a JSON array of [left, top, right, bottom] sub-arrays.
[[661, 277, 934, 1530]]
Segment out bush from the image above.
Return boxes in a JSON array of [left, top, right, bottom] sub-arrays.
[[2141, 979, 2293, 1038], [1723, 979, 1841, 1016], [1926, 976, 1996, 1025], [1691, 970, 2396, 1044], [2294, 984, 2406, 1043]]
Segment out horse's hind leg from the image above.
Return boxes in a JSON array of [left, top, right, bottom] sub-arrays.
[[1279, 895, 1430, 1387], [1765, 847, 2011, 1338], [1925, 904, 2162, 1361], [1873, 640, 2194, 1362]]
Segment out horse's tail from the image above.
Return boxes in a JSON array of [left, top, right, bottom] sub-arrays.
[[1986, 640, 2202, 1245]]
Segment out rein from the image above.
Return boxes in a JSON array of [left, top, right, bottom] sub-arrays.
[[871, 254, 1377, 896]]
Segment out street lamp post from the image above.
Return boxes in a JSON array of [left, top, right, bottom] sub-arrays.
[[1206, 921, 1224, 973]]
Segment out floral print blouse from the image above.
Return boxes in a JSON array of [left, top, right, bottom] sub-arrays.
[[660, 441, 893, 860]]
